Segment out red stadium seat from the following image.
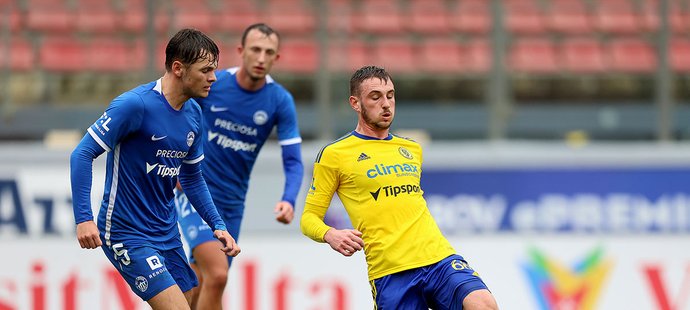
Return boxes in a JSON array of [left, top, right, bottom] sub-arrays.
[[593, 0, 641, 34], [356, 0, 404, 34], [546, 0, 593, 34], [372, 38, 417, 74], [26, 7, 75, 33], [419, 38, 463, 73], [275, 39, 318, 74], [505, 0, 548, 34], [327, 0, 355, 34], [265, 0, 316, 35], [0, 8, 22, 32], [39, 37, 87, 72], [87, 39, 138, 72], [75, 1, 119, 34], [328, 40, 369, 73], [406, 0, 452, 34], [173, 8, 214, 33], [118, 0, 170, 34], [460, 39, 491, 74], [640, 0, 690, 34], [453, 0, 490, 34], [560, 38, 607, 73], [509, 39, 558, 73], [216, 2, 261, 34], [608, 38, 657, 73], [670, 39, 690, 73], [0, 38, 34, 71]]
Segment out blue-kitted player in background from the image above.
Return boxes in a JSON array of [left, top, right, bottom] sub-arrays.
[[174, 23, 303, 309], [70, 28, 240, 310]]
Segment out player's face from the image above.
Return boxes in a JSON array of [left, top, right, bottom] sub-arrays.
[[180, 52, 218, 98], [354, 77, 395, 130], [239, 29, 280, 81]]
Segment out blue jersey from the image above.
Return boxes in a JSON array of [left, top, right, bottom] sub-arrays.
[[196, 67, 302, 208], [77, 79, 223, 249]]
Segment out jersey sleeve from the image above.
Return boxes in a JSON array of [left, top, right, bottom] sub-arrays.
[[301, 146, 340, 242], [86, 94, 144, 152], [184, 100, 204, 164], [275, 90, 302, 144]]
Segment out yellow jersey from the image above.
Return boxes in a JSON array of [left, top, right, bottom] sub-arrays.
[[301, 131, 456, 280]]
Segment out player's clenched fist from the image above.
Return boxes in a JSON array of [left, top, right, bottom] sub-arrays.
[[76, 221, 102, 249], [214, 230, 241, 257]]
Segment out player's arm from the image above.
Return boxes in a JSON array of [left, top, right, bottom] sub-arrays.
[[178, 160, 240, 257], [274, 142, 304, 224], [274, 91, 304, 224], [70, 134, 106, 249], [70, 95, 143, 249]]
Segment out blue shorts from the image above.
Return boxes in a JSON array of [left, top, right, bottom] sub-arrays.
[[370, 254, 489, 310], [175, 189, 243, 267], [101, 241, 198, 301]]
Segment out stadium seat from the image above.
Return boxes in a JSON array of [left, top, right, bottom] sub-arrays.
[[328, 40, 369, 73], [560, 38, 607, 73], [509, 39, 558, 73], [608, 38, 656, 73], [419, 38, 463, 73], [546, 0, 593, 34], [0, 8, 22, 32], [75, 0, 119, 34], [216, 1, 261, 34], [453, 0, 490, 34], [264, 0, 316, 35], [118, 0, 170, 34], [173, 7, 214, 33], [372, 38, 417, 74], [275, 39, 318, 74], [39, 37, 87, 72], [593, 0, 641, 34], [406, 0, 452, 34], [356, 0, 404, 34], [87, 39, 139, 72], [327, 0, 355, 34], [0, 38, 34, 71], [504, 0, 548, 34], [641, 0, 690, 34], [670, 39, 690, 73], [26, 2, 75, 34], [460, 39, 491, 74]]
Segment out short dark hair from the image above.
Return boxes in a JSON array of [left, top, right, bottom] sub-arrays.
[[165, 28, 219, 71], [241, 23, 280, 47], [349, 65, 393, 97]]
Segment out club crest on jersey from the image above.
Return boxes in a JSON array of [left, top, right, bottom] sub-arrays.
[[135, 276, 148, 292], [186, 132, 195, 147], [399, 147, 413, 159], [253, 110, 268, 125]]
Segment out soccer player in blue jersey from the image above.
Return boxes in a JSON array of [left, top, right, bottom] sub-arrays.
[[301, 66, 499, 309], [70, 28, 240, 309], [174, 23, 303, 309]]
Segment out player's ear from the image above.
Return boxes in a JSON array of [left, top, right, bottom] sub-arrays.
[[172, 60, 184, 77], [349, 96, 360, 112]]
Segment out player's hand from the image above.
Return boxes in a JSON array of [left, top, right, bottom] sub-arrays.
[[323, 228, 364, 257], [76, 221, 102, 249], [214, 230, 241, 257], [274, 201, 294, 224]]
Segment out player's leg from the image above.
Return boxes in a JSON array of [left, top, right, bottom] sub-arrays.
[[424, 254, 498, 310], [100, 243, 193, 308], [370, 269, 426, 309], [163, 246, 201, 309], [192, 211, 243, 310], [148, 285, 191, 310]]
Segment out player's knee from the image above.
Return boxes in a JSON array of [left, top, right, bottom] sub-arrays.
[[461, 289, 498, 310], [203, 269, 228, 290]]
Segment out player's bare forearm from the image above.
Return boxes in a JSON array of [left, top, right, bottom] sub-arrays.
[[323, 228, 365, 257]]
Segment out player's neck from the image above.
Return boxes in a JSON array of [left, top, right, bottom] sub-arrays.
[[236, 67, 266, 92], [355, 124, 389, 140], [160, 74, 188, 111]]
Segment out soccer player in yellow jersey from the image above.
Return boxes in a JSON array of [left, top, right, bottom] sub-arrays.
[[300, 66, 498, 309]]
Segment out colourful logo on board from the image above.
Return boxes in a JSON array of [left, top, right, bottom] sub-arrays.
[[523, 247, 612, 310]]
